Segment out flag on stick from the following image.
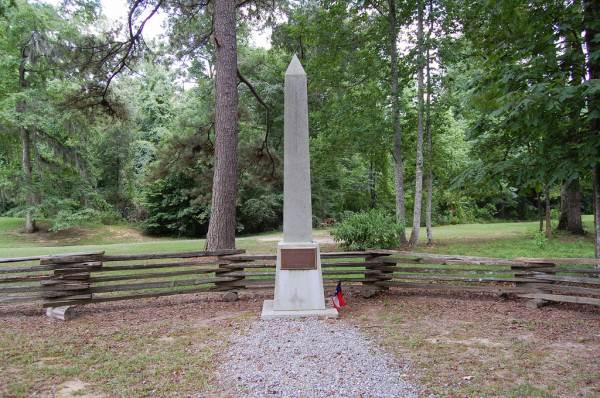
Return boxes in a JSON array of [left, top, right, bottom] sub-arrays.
[[331, 281, 346, 310]]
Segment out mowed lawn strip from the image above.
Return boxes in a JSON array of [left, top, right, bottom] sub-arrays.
[[0, 216, 596, 260], [421, 215, 596, 259]]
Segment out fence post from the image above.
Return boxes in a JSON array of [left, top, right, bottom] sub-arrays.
[[215, 252, 246, 301], [512, 259, 556, 309], [41, 252, 104, 320], [362, 251, 393, 298]]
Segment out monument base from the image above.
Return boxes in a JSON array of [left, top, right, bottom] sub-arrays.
[[260, 300, 338, 320]]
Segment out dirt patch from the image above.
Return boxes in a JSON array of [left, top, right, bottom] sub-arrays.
[[2, 289, 599, 397], [55, 379, 105, 398], [193, 310, 252, 327], [425, 336, 505, 348], [346, 290, 600, 397]]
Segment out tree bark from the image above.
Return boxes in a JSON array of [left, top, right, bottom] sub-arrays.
[[18, 47, 36, 233], [544, 185, 552, 239], [537, 192, 543, 233], [206, 0, 238, 250], [593, 167, 600, 260], [425, 0, 433, 246], [558, 182, 568, 230], [388, 0, 407, 244], [558, 179, 583, 234], [409, 1, 425, 248], [19, 128, 36, 233], [583, 0, 600, 259], [567, 178, 584, 234], [369, 159, 376, 209]]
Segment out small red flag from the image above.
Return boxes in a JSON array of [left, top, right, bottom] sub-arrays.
[[331, 281, 346, 310]]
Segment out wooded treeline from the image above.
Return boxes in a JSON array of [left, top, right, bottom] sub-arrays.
[[0, 0, 598, 254]]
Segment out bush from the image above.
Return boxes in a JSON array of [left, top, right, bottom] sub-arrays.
[[237, 193, 282, 234], [50, 208, 104, 231], [142, 176, 210, 236], [330, 209, 404, 251], [533, 230, 548, 248]]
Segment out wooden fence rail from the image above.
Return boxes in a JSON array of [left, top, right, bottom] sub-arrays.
[[378, 252, 600, 308], [0, 249, 393, 314], [1, 249, 599, 318]]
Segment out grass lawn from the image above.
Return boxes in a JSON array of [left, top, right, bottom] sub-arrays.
[[0, 216, 596, 259], [0, 217, 283, 257], [422, 216, 596, 258], [0, 295, 256, 398]]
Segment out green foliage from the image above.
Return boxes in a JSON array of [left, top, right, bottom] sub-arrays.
[[533, 230, 548, 249], [50, 208, 120, 232], [331, 209, 404, 250], [142, 175, 210, 237], [0, 0, 596, 246], [238, 193, 282, 234]]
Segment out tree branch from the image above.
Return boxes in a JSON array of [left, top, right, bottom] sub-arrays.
[[102, 0, 164, 99], [237, 68, 275, 176]]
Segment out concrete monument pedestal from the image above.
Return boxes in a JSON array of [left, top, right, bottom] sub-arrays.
[[261, 241, 338, 319], [261, 300, 338, 319], [261, 55, 337, 320]]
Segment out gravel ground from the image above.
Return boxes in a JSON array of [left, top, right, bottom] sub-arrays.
[[219, 318, 418, 398]]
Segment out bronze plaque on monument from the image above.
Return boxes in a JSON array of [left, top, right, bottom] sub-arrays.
[[280, 248, 317, 270]]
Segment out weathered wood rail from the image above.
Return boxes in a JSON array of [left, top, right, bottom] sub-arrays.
[[377, 252, 600, 308], [0, 250, 393, 315], [1, 249, 599, 319]]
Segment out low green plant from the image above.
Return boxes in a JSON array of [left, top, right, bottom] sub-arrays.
[[237, 193, 282, 234], [330, 209, 404, 250], [533, 230, 548, 248]]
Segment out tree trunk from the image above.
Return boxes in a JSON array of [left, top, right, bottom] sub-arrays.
[[544, 186, 552, 239], [558, 182, 568, 229], [567, 178, 584, 234], [425, 0, 434, 246], [593, 166, 600, 260], [18, 48, 36, 233], [558, 179, 583, 234], [388, 0, 407, 244], [369, 159, 376, 209], [409, 1, 425, 248], [584, 0, 600, 259], [537, 192, 543, 233], [19, 128, 36, 233], [206, 0, 238, 250]]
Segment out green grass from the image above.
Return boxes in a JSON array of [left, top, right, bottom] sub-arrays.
[[421, 215, 596, 258], [0, 216, 596, 259], [0, 305, 240, 397]]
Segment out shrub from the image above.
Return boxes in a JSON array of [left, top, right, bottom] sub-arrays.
[[533, 230, 548, 248], [142, 176, 210, 236], [330, 209, 404, 251], [237, 193, 283, 233]]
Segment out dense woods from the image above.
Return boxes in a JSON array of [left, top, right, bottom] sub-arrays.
[[0, 0, 598, 254]]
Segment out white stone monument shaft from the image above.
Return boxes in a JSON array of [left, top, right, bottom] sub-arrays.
[[261, 55, 337, 318], [283, 55, 313, 243]]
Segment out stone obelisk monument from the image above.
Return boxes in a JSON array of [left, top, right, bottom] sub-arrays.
[[261, 55, 338, 319]]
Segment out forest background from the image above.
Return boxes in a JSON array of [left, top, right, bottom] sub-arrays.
[[1, 0, 598, 254]]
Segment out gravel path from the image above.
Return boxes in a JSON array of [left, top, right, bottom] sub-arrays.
[[219, 319, 418, 398]]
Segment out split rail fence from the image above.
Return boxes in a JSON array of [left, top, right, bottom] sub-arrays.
[[1, 250, 599, 315]]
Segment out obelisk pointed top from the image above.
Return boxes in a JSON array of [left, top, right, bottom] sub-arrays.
[[285, 54, 306, 76]]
